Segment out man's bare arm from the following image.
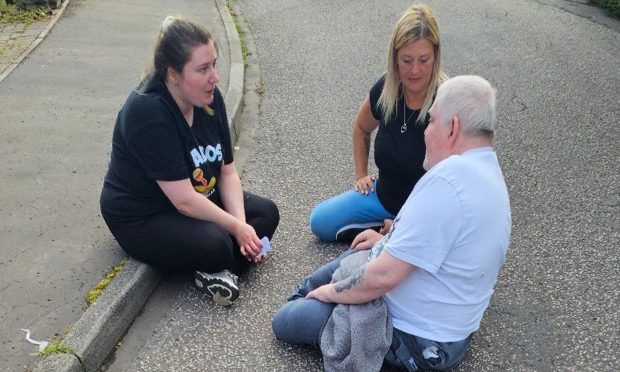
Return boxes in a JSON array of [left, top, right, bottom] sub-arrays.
[[306, 250, 414, 304]]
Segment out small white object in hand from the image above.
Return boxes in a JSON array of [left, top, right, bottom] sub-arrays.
[[21, 329, 49, 352]]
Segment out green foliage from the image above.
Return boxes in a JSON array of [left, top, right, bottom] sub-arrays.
[[85, 258, 128, 306], [226, 0, 249, 67], [40, 341, 73, 357], [0, 43, 10, 55], [0, 0, 51, 24], [591, 0, 620, 18]]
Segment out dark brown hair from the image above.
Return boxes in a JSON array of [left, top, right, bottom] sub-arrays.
[[150, 16, 215, 81]]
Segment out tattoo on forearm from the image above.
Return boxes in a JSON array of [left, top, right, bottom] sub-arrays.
[[334, 265, 366, 293], [363, 137, 371, 154]]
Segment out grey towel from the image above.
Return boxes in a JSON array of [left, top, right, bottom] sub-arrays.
[[319, 249, 393, 372]]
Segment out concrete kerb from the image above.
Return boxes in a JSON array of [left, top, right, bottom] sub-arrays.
[[0, 0, 71, 83], [33, 261, 162, 372], [216, 0, 245, 138], [32, 1, 245, 371]]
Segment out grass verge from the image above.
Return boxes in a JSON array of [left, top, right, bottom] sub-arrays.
[[0, 1, 51, 24], [591, 0, 620, 18]]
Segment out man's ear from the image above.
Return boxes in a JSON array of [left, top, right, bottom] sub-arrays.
[[448, 115, 460, 146]]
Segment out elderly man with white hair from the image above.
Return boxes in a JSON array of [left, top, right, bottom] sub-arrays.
[[273, 75, 512, 371]]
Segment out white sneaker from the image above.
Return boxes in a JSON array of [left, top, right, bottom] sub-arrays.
[[194, 270, 240, 306]]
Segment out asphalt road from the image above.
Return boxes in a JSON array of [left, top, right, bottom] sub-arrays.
[[106, 0, 619, 371]]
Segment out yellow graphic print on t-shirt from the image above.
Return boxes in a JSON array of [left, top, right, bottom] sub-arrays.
[[192, 168, 216, 195]]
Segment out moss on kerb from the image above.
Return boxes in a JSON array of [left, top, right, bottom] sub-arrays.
[[85, 258, 128, 306], [226, 0, 249, 67], [40, 340, 73, 357], [40, 338, 87, 369]]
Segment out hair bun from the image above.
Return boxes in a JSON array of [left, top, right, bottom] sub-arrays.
[[162, 16, 176, 32]]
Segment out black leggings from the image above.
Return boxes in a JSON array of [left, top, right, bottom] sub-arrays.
[[107, 192, 279, 275]]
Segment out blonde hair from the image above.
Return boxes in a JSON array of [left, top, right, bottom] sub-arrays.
[[378, 4, 447, 125]]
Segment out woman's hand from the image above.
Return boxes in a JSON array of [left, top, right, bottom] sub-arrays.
[[353, 175, 376, 195], [352, 97, 380, 196], [233, 222, 262, 261], [252, 252, 268, 264], [351, 229, 383, 251]]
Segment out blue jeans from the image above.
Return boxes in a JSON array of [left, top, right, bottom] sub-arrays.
[[272, 250, 352, 346], [272, 250, 472, 371], [309, 180, 394, 241]]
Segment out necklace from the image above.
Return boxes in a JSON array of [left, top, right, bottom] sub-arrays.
[[401, 98, 416, 133]]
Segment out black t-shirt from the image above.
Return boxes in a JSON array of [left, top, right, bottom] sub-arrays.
[[100, 76, 233, 227], [369, 75, 428, 215]]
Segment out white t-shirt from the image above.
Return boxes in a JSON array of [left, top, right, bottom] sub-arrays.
[[383, 147, 511, 342]]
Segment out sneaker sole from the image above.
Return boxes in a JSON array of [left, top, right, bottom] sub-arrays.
[[194, 275, 239, 307]]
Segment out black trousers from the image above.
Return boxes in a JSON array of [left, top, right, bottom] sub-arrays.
[[106, 192, 279, 275]]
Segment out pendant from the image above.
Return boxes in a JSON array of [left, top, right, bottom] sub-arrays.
[[401, 123, 407, 133]]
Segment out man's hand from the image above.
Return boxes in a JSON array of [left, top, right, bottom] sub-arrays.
[[379, 219, 393, 235], [350, 229, 383, 251], [305, 284, 335, 303]]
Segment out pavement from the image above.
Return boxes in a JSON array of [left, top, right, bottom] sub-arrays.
[[0, 19, 50, 81], [0, 0, 242, 370], [0, 0, 618, 371]]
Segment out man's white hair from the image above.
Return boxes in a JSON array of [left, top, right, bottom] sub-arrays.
[[435, 75, 497, 137]]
